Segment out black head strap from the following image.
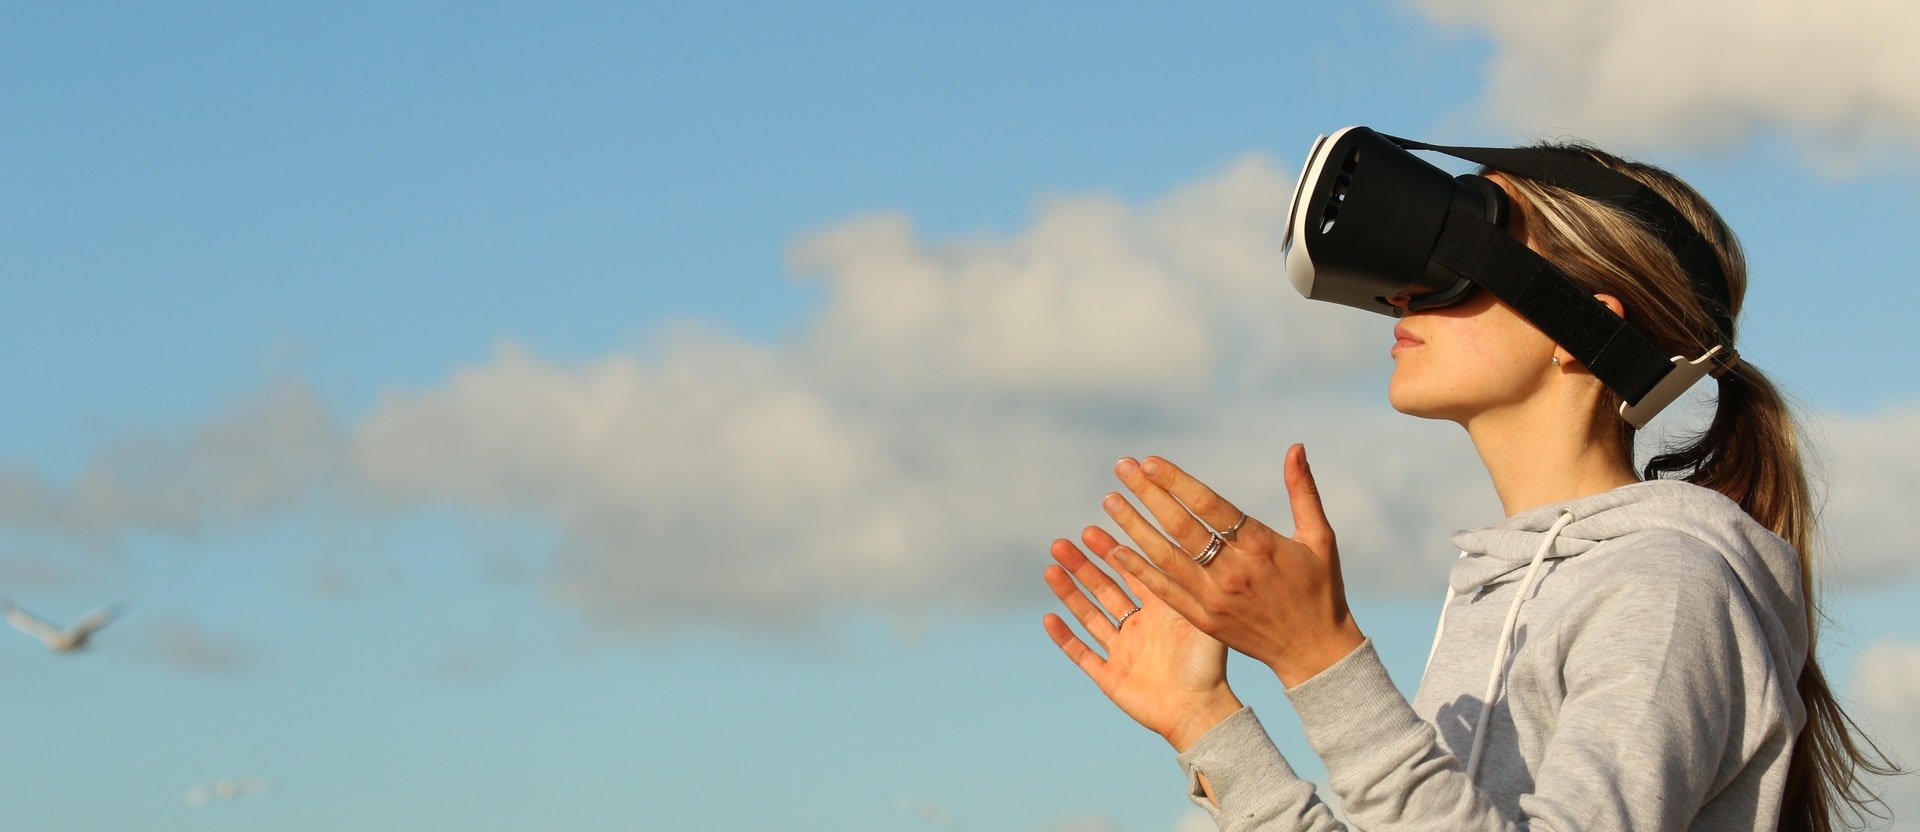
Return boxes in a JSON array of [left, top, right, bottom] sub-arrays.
[[1388, 136, 1735, 342], [1428, 207, 1673, 405]]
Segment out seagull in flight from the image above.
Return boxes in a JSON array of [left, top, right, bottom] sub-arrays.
[[184, 777, 272, 807], [2, 598, 125, 653]]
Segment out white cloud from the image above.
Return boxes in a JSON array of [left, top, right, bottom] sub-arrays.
[[785, 154, 1381, 402], [1806, 402, 1920, 589], [1405, 0, 1920, 164], [0, 383, 346, 548]]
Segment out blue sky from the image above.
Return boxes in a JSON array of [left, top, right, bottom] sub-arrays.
[[4, 2, 1919, 830]]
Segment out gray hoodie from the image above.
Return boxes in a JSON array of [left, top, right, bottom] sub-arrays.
[[1174, 479, 1809, 830]]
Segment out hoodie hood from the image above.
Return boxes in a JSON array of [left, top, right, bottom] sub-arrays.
[[1447, 478, 1807, 661]]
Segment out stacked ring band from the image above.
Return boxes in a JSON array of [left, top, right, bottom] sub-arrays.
[[1193, 533, 1225, 567], [1116, 606, 1142, 630]]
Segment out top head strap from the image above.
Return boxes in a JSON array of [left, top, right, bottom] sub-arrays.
[[1385, 136, 1735, 342]]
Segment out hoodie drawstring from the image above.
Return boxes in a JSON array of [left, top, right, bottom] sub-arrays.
[[1434, 509, 1576, 783], [1424, 552, 1469, 676]]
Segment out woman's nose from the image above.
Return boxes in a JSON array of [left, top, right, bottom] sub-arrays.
[[1385, 293, 1412, 312]]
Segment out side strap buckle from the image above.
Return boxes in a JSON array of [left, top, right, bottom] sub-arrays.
[[1617, 344, 1731, 429]]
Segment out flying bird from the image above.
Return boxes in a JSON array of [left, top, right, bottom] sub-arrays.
[[892, 794, 961, 830], [2, 598, 125, 653], [183, 777, 272, 808]]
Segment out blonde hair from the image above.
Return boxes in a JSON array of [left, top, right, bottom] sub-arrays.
[[1489, 144, 1900, 831]]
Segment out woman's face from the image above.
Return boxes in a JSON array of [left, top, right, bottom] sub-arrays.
[[1385, 283, 1558, 424], [1385, 175, 1561, 424]]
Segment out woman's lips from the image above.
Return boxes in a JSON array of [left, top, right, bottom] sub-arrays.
[[1391, 324, 1423, 353]]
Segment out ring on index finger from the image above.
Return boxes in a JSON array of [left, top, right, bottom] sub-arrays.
[[1210, 511, 1248, 542]]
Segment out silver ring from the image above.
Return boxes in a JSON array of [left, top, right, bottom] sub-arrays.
[[1192, 533, 1225, 567], [1115, 606, 1142, 630], [1217, 512, 1248, 542]]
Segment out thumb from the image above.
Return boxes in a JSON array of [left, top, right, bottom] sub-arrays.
[[1285, 443, 1336, 552]]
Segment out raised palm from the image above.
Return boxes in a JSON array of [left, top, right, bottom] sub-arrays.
[[1042, 531, 1239, 750]]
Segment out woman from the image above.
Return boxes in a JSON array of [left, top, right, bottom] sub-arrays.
[[1041, 142, 1895, 830]]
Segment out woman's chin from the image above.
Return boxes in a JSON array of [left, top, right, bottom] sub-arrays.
[[1387, 382, 1456, 421], [1388, 396, 1434, 419], [1386, 378, 1424, 416]]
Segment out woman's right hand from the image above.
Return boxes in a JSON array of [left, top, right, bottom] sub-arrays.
[[1043, 525, 1243, 752]]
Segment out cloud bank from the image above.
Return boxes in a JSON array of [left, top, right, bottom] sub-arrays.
[[347, 155, 1471, 635], [3, 156, 1917, 636], [1405, 0, 1920, 164]]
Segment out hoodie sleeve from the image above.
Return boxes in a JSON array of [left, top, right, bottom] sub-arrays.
[[1184, 544, 1772, 830], [1174, 707, 1347, 831]]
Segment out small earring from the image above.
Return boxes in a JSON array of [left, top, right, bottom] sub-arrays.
[[1550, 356, 1561, 366]]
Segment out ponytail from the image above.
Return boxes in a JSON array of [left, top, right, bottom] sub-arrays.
[[1642, 359, 1807, 560]]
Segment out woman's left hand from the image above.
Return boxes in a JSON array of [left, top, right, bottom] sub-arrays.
[[1100, 443, 1365, 689], [1041, 527, 1242, 752]]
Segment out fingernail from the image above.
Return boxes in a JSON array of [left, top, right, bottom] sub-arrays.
[[1103, 493, 1124, 510], [1141, 458, 1161, 476], [1115, 457, 1138, 477]]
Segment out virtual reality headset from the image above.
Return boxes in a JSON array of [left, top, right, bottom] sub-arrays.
[[1282, 126, 1738, 428]]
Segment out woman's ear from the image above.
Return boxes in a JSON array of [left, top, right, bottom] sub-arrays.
[[1593, 293, 1626, 319]]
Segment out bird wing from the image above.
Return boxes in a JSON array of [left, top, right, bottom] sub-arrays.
[[2, 599, 62, 641], [69, 603, 125, 638]]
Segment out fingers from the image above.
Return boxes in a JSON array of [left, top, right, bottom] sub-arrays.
[[1083, 527, 1169, 608], [1097, 542, 1207, 627], [1044, 563, 1120, 648], [1129, 456, 1246, 545], [1042, 613, 1107, 681], [1100, 489, 1220, 608], [1112, 458, 1217, 558], [1283, 444, 1336, 552], [1102, 490, 1207, 585], [1052, 537, 1137, 619], [1116, 565, 1157, 610]]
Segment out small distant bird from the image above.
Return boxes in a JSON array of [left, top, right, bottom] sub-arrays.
[[1, 598, 124, 653], [183, 777, 271, 808], [892, 794, 961, 830]]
